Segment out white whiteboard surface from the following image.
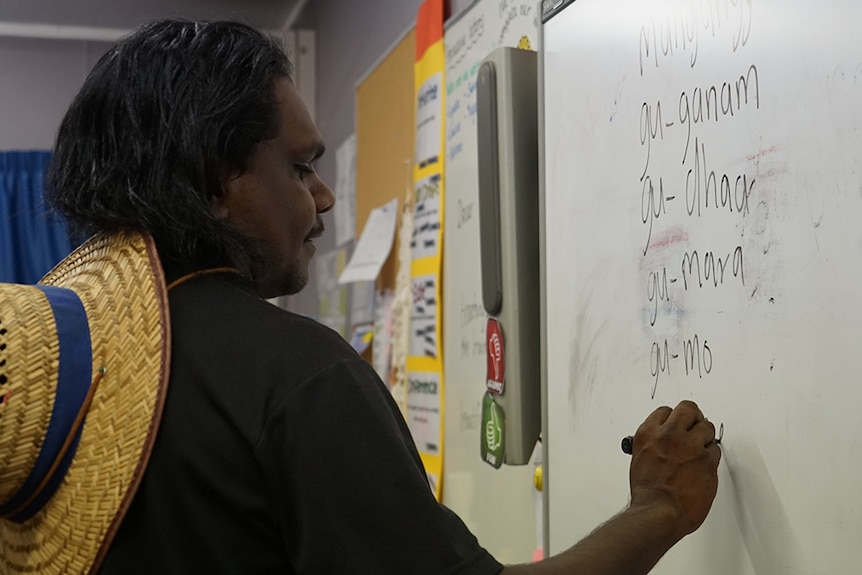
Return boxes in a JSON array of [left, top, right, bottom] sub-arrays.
[[542, 1, 862, 573], [442, 0, 539, 563]]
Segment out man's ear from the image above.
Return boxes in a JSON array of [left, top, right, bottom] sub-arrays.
[[212, 168, 241, 221], [210, 192, 230, 220]]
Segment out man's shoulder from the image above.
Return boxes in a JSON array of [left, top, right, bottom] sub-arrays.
[[168, 273, 357, 363]]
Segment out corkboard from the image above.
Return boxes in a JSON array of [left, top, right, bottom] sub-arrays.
[[355, 28, 416, 293]]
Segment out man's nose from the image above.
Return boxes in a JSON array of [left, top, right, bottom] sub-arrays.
[[313, 176, 335, 214]]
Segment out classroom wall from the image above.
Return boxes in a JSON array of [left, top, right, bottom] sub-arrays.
[[286, 0, 478, 316], [286, 0, 428, 316], [0, 3, 482, 315], [0, 36, 112, 150], [0, 2, 428, 315]]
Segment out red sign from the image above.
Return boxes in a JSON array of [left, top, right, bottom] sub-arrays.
[[486, 318, 505, 394]]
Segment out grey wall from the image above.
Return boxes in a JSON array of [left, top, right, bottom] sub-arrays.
[[0, 0, 296, 151], [0, 37, 111, 150], [0, 0, 293, 30], [287, 0, 427, 315], [0, 0, 457, 310], [301, 0, 425, 185]]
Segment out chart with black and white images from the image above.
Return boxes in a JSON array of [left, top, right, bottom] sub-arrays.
[[412, 174, 442, 260], [410, 274, 438, 358]]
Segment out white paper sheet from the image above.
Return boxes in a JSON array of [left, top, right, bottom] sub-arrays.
[[350, 280, 376, 327], [338, 198, 398, 284], [334, 134, 357, 247], [315, 248, 348, 336], [373, 290, 395, 384], [349, 323, 373, 354], [415, 73, 443, 168]]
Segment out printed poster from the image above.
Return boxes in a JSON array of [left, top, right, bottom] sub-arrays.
[[411, 174, 442, 260], [407, 371, 442, 455], [407, 0, 447, 500], [316, 248, 348, 337], [410, 274, 438, 358], [416, 73, 443, 168]]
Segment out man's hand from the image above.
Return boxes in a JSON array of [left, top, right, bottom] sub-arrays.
[[502, 400, 720, 575], [629, 400, 722, 540]]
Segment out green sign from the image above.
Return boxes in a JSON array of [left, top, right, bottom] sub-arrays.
[[480, 391, 505, 469]]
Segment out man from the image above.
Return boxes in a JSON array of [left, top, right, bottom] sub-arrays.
[[3, 20, 720, 574]]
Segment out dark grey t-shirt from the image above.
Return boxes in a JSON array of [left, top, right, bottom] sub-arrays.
[[98, 271, 502, 575]]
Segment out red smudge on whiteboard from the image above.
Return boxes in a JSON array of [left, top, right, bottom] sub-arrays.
[[746, 145, 777, 161], [649, 229, 689, 252]]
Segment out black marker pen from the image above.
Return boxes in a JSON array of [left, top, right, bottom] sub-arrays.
[[621, 423, 723, 454]]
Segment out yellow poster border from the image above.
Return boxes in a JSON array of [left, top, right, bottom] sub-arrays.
[[410, 7, 446, 499]]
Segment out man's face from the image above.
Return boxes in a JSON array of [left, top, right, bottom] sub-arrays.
[[218, 78, 334, 298]]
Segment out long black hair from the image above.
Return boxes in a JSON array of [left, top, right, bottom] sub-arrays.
[[47, 19, 293, 270]]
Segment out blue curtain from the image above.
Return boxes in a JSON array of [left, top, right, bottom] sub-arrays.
[[0, 151, 72, 284]]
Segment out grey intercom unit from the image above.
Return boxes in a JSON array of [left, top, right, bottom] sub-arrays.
[[476, 47, 540, 466]]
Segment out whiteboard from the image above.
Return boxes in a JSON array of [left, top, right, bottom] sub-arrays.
[[442, 0, 540, 564], [541, 0, 862, 573]]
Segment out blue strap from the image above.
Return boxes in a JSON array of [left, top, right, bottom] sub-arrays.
[[0, 285, 93, 522]]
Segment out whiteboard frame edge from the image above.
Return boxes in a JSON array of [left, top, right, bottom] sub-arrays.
[[536, 0, 551, 557]]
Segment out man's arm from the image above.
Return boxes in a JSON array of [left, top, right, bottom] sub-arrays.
[[501, 400, 721, 575]]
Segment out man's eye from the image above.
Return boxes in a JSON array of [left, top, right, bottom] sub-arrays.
[[295, 163, 314, 178]]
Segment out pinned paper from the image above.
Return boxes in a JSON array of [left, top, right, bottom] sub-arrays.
[[338, 198, 398, 284], [372, 290, 395, 384], [350, 280, 375, 327], [415, 73, 443, 168], [334, 134, 357, 247], [350, 323, 374, 354], [411, 174, 442, 260], [316, 249, 348, 336], [410, 274, 438, 358]]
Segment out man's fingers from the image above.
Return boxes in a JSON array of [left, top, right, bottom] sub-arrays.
[[644, 405, 673, 427], [707, 440, 722, 466], [690, 418, 717, 448], [664, 399, 704, 432], [640, 405, 673, 430], [637, 401, 721, 457]]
